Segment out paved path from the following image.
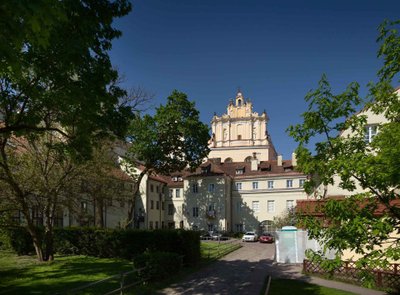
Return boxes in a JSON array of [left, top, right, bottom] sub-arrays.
[[157, 240, 387, 295]]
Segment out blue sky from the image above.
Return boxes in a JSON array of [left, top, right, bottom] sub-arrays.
[[109, 0, 400, 159]]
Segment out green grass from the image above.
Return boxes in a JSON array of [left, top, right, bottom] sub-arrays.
[[0, 241, 242, 294], [200, 240, 241, 262], [267, 278, 356, 295], [0, 251, 133, 295]]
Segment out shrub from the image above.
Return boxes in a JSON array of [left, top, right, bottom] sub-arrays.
[[4, 227, 201, 266], [5, 226, 41, 255], [134, 251, 182, 280]]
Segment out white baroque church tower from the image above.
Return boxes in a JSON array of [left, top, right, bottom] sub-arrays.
[[208, 90, 277, 162]]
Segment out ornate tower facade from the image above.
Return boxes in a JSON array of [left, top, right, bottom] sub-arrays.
[[208, 91, 277, 162]]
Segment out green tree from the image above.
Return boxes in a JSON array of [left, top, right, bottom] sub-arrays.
[[76, 140, 134, 228], [288, 20, 400, 276], [0, 0, 132, 261], [124, 90, 210, 228]]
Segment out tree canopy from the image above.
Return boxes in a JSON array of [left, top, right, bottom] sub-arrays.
[[0, 0, 133, 157], [288, 19, 400, 276], [124, 90, 210, 226], [0, 0, 132, 261]]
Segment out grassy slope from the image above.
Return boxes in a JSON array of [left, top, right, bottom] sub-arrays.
[[268, 278, 356, 295]]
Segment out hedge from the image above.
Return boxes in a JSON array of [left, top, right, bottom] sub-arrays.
[[1, 227, 201, 266]]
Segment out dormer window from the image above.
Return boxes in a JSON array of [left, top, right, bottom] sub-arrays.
[[236, 168, 245, 175], [172, 176, 178, 182], [201, 164, 211, 174]]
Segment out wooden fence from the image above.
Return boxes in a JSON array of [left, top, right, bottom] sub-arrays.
[[303, 259, 400, 289]]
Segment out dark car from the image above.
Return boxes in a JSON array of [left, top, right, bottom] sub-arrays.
[[259, 233, 274, 243]]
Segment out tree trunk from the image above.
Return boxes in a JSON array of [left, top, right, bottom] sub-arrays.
[[18, 201, 44, 261], [25, 219, 44, 261], [126, 169, 147, 229], [95, 197, 104, 228]]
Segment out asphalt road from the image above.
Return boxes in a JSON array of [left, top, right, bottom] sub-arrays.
[[157, 240, 274, 295]]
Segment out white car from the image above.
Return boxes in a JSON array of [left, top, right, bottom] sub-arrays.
[[242, 231, 258, 242]]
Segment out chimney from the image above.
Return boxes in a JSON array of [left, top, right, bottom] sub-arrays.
[[292, 152, 297, 166], [251, 153, 258, 171], [277, 155, 282, 166]]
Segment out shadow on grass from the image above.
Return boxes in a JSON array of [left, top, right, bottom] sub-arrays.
[[267, 278, 356, 295], [0, 254, 133, 295]]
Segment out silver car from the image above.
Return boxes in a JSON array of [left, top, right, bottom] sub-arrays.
[[242, 231, 258, 242]]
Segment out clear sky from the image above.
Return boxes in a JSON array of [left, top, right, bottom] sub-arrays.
[[109, 0, 400, 159]]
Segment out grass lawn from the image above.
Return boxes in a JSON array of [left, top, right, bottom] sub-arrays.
[[0, 251, 133, 295], [0, 241, 241, 294], [268, 278, 356, 295]]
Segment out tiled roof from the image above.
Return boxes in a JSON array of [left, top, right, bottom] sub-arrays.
[[184, 159, 305, 179], [297, 196, 400, 217]]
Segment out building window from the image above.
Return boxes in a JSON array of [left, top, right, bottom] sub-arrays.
[[156, 186, 159, 193], [150, 184, 154, 192], [252, 181, 258, 189], [286, 179, 293, 188], [150, 200, 154, 209], [299, 179, 306, 187], [365, 125, 378, 143], [208, 183, 215, 192], [237, 134, 242, 140], [81, 201, 88, 212], [236, 168, 244, 174], [192, 183, 198, 193], [155, 221, 159, 229], [162, 202, 165, 210], [193, 207, 199, 217], [236, 224, 243, 232], [169, 189, 173, 198], [149, 221, 153, 229], [236, 201, 242, 213], [168, 204, 174, 215], [176, 189, 180, 198], [156, 201, 159, 210], [236, 182, 242, 190], [286, 200, 294, 210], [252, 201, 260, 213], [268, 180, 274, 189], [267, 200, 275, 213]]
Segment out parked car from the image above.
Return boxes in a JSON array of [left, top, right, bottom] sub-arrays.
[[211, 231, 222, 240], [242, 231, 258, 242], [259, 233, 274, 243], [200, 231, 212, 240]]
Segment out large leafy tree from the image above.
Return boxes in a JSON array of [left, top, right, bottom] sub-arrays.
[[288, 19, 400, 276], [124, 90, 210, 227], [0, 0, 132, 261]]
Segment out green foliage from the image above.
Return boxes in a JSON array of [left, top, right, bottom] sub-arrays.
[[134, 250, 182, 280], [0, 0, 133, 155], [288, 19, 400, 273], [3, 227, 43, 255], [2, 227, 202, 265], [273, 208, 297, 229], [126, 90, 210, 174]]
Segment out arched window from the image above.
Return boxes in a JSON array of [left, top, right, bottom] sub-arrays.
[[224, 157, 233, 163], [238, 99, 242, 106], [244, 156, 252, 162]]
